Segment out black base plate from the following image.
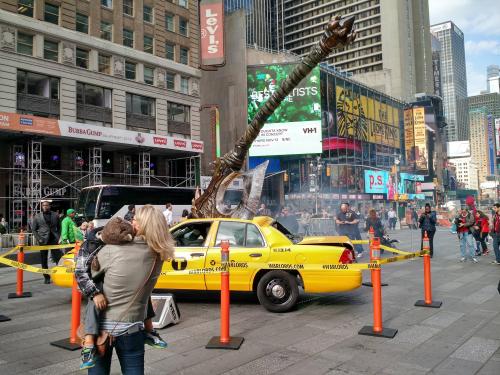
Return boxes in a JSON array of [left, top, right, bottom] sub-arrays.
[[362, 282, 388, 287], [206, 336, 244, 350], [415, 299, 442, 308], [0, 314, 11, 322], [358, 325, 398, 338], [8, 292, 32, 299], [50, 338, 82, 351]]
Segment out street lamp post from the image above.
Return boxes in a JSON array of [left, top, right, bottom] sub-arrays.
[[309, 156, 323, 215]]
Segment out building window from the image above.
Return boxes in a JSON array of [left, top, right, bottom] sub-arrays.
[[144, 66, 154, 85], [101, 0, 112, 8], [17, 70, 59, 117], [180, 77, 188, 94], [127, 94, 155, 116], [178, 0, 188, 8], [179, 18, 188, 36], [44, 3, 59, 25], [144, 35, 153, 54], [43, 40, 58, 61], [125, 61, 136, 80], [18, 0, 33, 17], [123, 0, 133, 16], [76, 48, 89, 69], [180, 47, 189, 65], [76, 13, 89, 33], [143, 5, 153, 23], [100, 21, 112, 41], [17, 32, 33, 55], [166, 72, 175, 90], [77, 82, 112, 126], [77, 82, 112, 108], [165, 13, 174, 32], [165, 43, 175, 60], [98, 54, 111, 74], [123, 28, 134, 47], [126, 93, 156, 132], [168, 102, 190, 135]]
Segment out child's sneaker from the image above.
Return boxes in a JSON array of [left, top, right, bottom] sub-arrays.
[[145, 330, 167, 349], [80, 346, 97, 370]]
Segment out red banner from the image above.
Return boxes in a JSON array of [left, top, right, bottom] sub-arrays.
[[200, 0, 225, 66]]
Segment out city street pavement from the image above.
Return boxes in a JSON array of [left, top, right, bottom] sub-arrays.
[[0, 229, 499, 375]]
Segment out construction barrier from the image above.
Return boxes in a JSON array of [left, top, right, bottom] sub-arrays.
[[50, 242, 82, 351], [206, 240, 244, 350], [358, 237, 398, 338], [414, 231, 442, 308], [7, 230, 32, 299]]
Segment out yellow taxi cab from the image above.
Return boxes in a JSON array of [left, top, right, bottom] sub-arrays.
[[52, 216, 362, 312]]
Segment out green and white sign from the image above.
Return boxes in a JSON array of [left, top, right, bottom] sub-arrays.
[[247, 64, 322, 156]]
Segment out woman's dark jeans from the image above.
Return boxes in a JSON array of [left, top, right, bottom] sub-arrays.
[[88, 330, 145, 375]]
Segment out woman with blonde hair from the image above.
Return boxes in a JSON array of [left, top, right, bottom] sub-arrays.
[[88, 205, 174, 375]]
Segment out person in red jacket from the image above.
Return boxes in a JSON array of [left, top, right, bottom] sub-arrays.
[[479, 212, 490, 255]]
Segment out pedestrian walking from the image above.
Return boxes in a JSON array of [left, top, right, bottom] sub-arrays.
[[454, 208, 477, 263], [418, 203, 437, 258], [124, 204, 135, 222], [163, 203, 173, 227], [388, 207, 397, 230], [474, 211, 489, 256], [31, 201, 63, 284], [336, 202, 364, 258], [300, 211, 312, 235], [257, 203, 271, 216], [364, 209, 384, 238], [0, 214, 8, 234], [87, 206, 171, 374], [490, 203, 500, 265], [60, 208, 79, 244]]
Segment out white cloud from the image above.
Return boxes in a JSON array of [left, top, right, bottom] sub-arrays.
[[429, 0, 500, 36], [466, 62, 486, 96], [465, 40, 500, 55]]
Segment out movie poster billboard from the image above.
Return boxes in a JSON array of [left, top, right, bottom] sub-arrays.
[[404, 109, 415, 167], [364, 170, 389, 194], [335, 86, 400, 148], [247, 64, 322, 156], [413, 107, 428, 171]]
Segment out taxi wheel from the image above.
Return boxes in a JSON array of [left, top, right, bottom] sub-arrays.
[[256, 270, 299, 313]]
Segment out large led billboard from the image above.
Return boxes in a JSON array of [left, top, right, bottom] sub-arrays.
[[364, 170, 389, 194], [247, 64, 322, 156]]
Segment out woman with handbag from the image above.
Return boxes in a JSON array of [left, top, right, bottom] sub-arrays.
[[89, 205, 174, 375]]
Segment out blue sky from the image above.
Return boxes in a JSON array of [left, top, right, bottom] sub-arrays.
[[429, 0, 500, 96]]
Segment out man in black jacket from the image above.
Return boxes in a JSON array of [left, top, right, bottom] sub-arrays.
[[32, 201, 62, 283]]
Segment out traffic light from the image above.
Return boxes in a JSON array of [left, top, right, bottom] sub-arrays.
[[283, 171, 288, 182], [326, 165, 331, 177]]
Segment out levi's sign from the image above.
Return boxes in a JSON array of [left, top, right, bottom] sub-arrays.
[[200, 0, 225, 66]]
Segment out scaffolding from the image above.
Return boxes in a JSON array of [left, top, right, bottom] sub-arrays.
[[11, 145, 24, 229], [89, 147, 102, 186], [139, 152, 151, 186], [28, 141, 42, 218]]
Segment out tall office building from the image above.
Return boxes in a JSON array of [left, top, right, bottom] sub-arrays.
[[431, 33, 442, 97], [278, 0, 433, 101], [469, 108, 492, 186], [225, 0, 284, 51], [0, 0, 203, 222], [430, 21, 468, 142], [487, 65, 500, 94]]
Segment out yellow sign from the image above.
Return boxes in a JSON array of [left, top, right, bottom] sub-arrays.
[[404, 109, 414, 166], [336, 86, 400, 148], [413, 107, 428, 171]]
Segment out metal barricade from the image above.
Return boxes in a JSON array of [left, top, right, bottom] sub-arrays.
[[309, 218, 336, 235]]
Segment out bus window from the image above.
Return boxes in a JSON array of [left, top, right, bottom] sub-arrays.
[[76, 187, 99, 221]]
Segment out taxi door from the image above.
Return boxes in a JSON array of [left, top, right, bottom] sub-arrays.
[[156, 220, 215, 290], [205, 221, 269, 291]]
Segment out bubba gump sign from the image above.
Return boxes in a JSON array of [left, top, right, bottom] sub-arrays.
[[200, 0, 225, 66]]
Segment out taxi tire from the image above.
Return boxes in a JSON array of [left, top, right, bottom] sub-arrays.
[[256, 270, 299, 313]]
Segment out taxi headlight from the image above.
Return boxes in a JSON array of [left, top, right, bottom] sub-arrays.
[[58, 257, 75, 268]]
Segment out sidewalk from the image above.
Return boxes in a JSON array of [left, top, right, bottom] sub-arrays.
[[0, 230, 499, 374]]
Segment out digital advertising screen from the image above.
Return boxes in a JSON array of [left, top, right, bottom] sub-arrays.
[[247, 64, 322, 156]]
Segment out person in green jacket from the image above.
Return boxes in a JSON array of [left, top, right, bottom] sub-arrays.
[[60, 208, 81, 243]]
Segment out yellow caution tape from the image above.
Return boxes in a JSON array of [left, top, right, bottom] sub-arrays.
[[0, 246, 21, 258], [351, 240, 369, 245], [17, 244, 76, 252], [0, 256, 56, 275], [379, 245, 414, 256]]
